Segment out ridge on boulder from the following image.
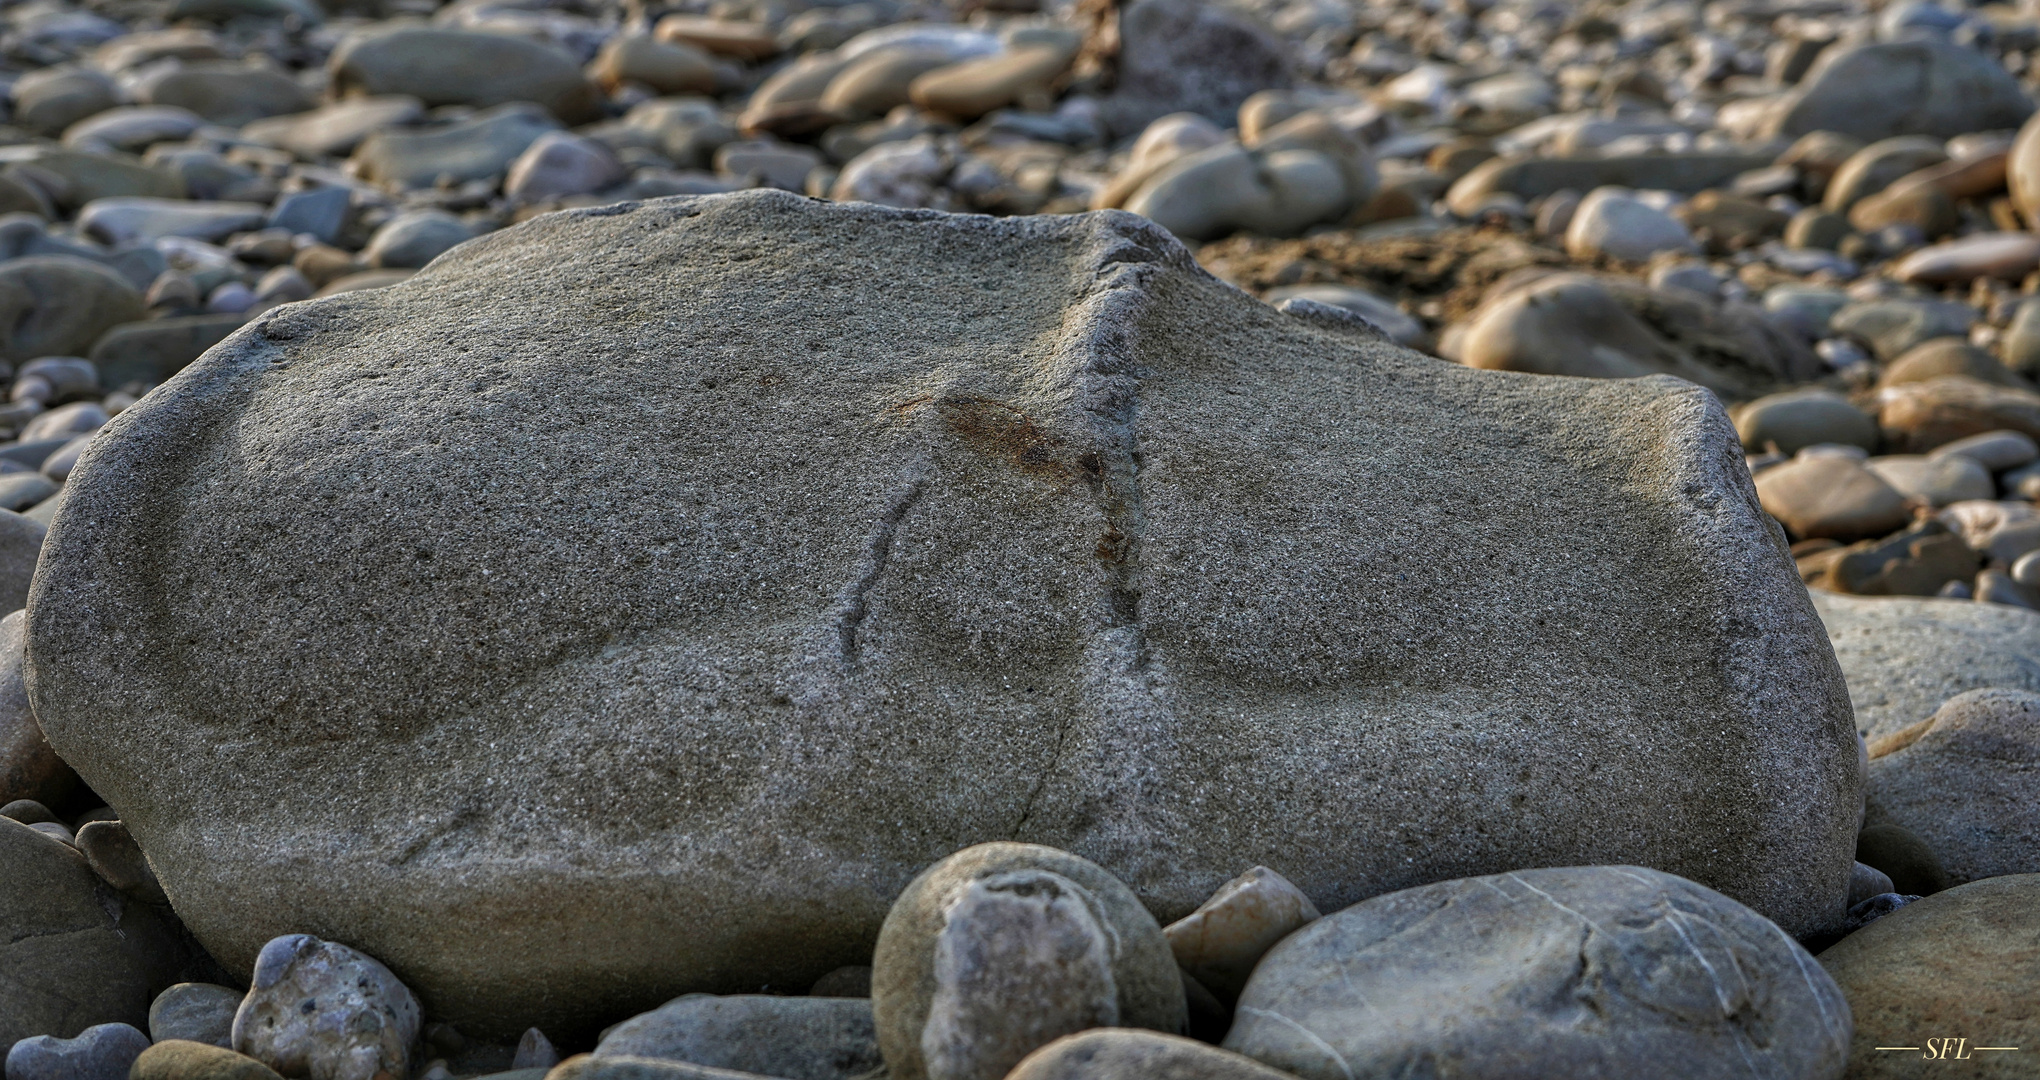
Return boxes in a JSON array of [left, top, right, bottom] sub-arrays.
[[25, 190, 1858, 1040]]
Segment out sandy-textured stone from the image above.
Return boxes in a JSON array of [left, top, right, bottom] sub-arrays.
[[26, 190, 1859, 1039], [1225, 866, 1850, 1080], [1865, 689, 2040, 884], [1811, 590, 2040, 740], [130, 1043, 285, 1080], [1163, 866, 1317, 1005], [1006, 1031, 1293, 1080], [594, 996, 877, 1080], [873, 844, 1185, 1080], [1818, 875, 2038, 1079]]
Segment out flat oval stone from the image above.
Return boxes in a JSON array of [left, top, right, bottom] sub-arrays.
[[1225, 866, 1851, 1080], [1895, 233, 2040, 284]]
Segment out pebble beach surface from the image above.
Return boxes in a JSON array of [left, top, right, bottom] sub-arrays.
[[0, 0, 2038, 1077]]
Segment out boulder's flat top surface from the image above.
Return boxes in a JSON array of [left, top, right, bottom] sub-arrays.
[[26, 191, 1856, 1036]]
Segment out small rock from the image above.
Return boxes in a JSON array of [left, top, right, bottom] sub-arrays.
[[77, 198, 268, 247], [351, 104, 560, 189], [712, 142, 820, 192], [1785, 207, 1852, 250], [1820, 519, 1981, 598], [1761, 38, 2034, 143], [363, 211, 475, 270], [1894, 232, 2040, 284], [1879, 376, 2040, 453], [590, 37, 718, 97], [1824, 137, 1947, 212], [1847, 862, 1896, 908], [150, 984, 243, 1048], [1865, 454, 1993, 506], [1818, 875, 2039, 1073], [1457, 272, 1817, 397], [2003, 299, 2040, 376], [1735, 389, 1878, 454], [13, 69, 119, 137], [28, 819, 73, 844], [0, 256, 143, 362], [1672, 189, 1787, 252], [1832, 299, 1977, 361], [243, 97, 425, 160], [1856, 822, 1952, 896], [910, 44, 1076, 121], [595, 997, 874, 1080], [328, 29, 598, 123], [4, 1024, 151, 1080], [547, 1058, 774, 1080], [130, 1043, 285, 1080], [1225, 866, 1851, 1080], [134, 63, 311, 127], [505, 132, 625, 202], [232, 935, 421, 1080], [267, 188, 350, 247], [1839, 892, 1917, 938], [1755, 452, 1912, 540], [1649, 261, 1725, 297], [1563, 187, 1699, 262], [62, 106, 202, 155], [1098, 0, 1292, 138], [807, 967, 871, 998], [22, 402, 107, 444], [0, 610, 72, 809], [1262, 286, 1426, 348], [830, 137, 949, 210], [653, 17, 779, 63], [0, 798, 55, 823], [76, 819, 166, 903], [1865, 688, 2040, 883], [872, 843, 1186, 1080], [1006, 1031, 1295, 1080], [1163, 866, 1319, 1005], [510, 1032, 557, 1072], [1930, 429, 2039, 471]]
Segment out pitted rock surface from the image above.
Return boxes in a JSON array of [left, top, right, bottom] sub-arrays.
[[27, 189, 1858, 1038]]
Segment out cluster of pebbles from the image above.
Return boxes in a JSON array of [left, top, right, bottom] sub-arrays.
[[0, 0, 2039, 1074], [0, 839, 2007, 1080]]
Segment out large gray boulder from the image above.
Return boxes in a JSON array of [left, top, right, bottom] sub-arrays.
[[27, 190, 1859, 1040], [1811, 590, 2040, 740]]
